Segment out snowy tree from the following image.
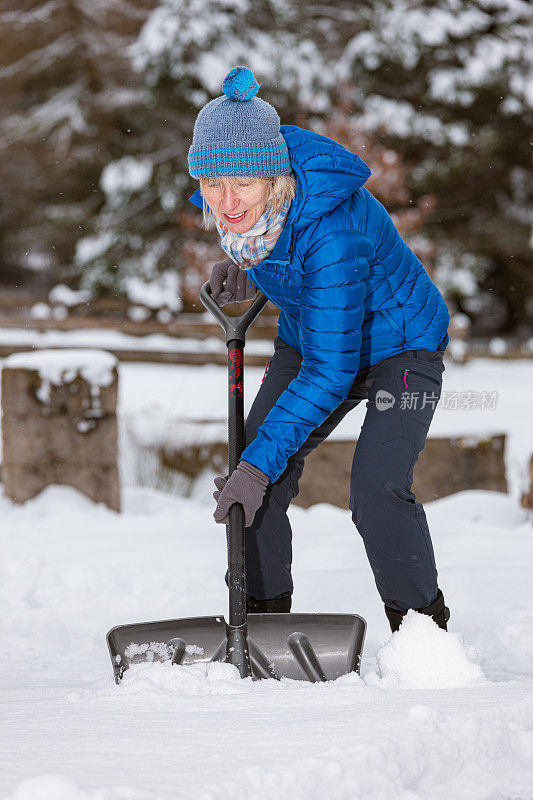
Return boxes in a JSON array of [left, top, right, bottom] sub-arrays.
[[337, 0, 533, 333], [1, 0, 530, 333], [2, 0, 339, 295], [0, 0, 157, 289], [129, 0, 341, 117]]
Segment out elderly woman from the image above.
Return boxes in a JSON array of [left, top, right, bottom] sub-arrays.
[[188, 67, 450, 633]]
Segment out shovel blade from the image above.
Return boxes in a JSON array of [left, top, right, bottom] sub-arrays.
[[107, 615, 227, 683], [107, 612, 365, 683]]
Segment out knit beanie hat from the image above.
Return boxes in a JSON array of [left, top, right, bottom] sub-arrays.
[[188, 66, 292, 178]]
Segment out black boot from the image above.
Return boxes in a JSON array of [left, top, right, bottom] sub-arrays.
[[246, 591, 292, 613], [385, 589, 450, 633]]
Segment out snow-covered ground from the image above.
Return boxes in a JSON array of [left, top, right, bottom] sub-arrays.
[[1, 485, 532, 799], [1, 354, 532, 798]]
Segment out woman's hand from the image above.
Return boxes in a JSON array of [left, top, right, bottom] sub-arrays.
[[210, 258, 257, 306], [213, 461, 269, 526]]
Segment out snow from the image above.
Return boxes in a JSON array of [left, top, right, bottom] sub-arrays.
[[48, 284, 92, 308], [30, 301, 52, 320], [366, 613, 485, 689], [51, 304, 68, 321], [75, 231, 115, 266], [130, 0, 332, 112], [6, 774, 112, 800], [447, 337, 469, 362], [127, 305, 152, 323], [2, 84, 89, 141], [3, 349, 117, 408], [156, 309, 173, 324], [0, 484, 532, 799], [489, 336, 508, 356], [125, 271, 182, 312], [0, 346, 532, 795], [450, 312, 471, 332], [0, 327, 274, 356], [358, 95, 470, 146], [100, 157, 153, 203], [4, 349, 117, 388]]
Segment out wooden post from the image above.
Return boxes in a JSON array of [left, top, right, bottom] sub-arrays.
[[521, 454, 533, 511], [1, 349, 120, 511]]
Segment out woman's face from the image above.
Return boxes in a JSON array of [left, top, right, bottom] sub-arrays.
[[202, 178, 270, 233]]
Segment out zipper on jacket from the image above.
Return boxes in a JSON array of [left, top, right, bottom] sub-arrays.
[[247, 267, 265, 296]]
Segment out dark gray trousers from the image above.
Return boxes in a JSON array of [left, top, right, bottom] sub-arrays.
[[243, 337, 445, 612]]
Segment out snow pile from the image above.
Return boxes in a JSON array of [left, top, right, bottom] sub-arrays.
[[5, 483, 106, 517], [70, 661, 325, 706], [367, 612, 484, 689], [428, 489, 527, 528], [118, 660, 258, 697]]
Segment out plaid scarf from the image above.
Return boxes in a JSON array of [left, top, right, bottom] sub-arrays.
[[214, 198, 291, 268]]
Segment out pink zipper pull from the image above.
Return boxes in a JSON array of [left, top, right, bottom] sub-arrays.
[[403, 369, 409, 389]]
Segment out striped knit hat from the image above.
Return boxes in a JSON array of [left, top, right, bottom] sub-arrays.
[[188, 67, 292, 178]]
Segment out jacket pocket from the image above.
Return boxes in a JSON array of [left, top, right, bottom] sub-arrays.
[[381, 308, 404, 337]]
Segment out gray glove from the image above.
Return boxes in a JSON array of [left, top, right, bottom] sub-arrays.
[[213, 460, 269, 527], [210, 258, 257, 306]]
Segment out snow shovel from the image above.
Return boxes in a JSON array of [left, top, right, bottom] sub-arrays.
[[107, 282, 366, 683]]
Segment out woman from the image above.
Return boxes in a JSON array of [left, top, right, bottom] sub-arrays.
[[188, 66, 450, 632]]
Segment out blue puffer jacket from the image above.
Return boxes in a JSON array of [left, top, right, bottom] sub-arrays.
[[190, 125, 449, 482]]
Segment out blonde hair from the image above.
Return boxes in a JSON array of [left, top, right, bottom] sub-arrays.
[[198, 174, 297, 229]]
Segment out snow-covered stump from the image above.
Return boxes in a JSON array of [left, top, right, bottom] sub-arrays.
[[1, 350, 120, 511]]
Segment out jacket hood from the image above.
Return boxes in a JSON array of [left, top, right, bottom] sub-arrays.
[[279, 125, 371, 230], [188, 125, 371, 231]]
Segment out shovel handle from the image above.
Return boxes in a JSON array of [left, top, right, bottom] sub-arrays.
[[200, 281, 268, 344], [199, 281, 267, 651], [225, 339, 247, 633]]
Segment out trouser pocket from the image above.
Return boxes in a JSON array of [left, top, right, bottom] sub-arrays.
[[404, 369, 441, 387], [396, 358, 444, 451]]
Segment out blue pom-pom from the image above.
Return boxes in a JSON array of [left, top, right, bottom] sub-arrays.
[[222, 66, 259, 102]]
